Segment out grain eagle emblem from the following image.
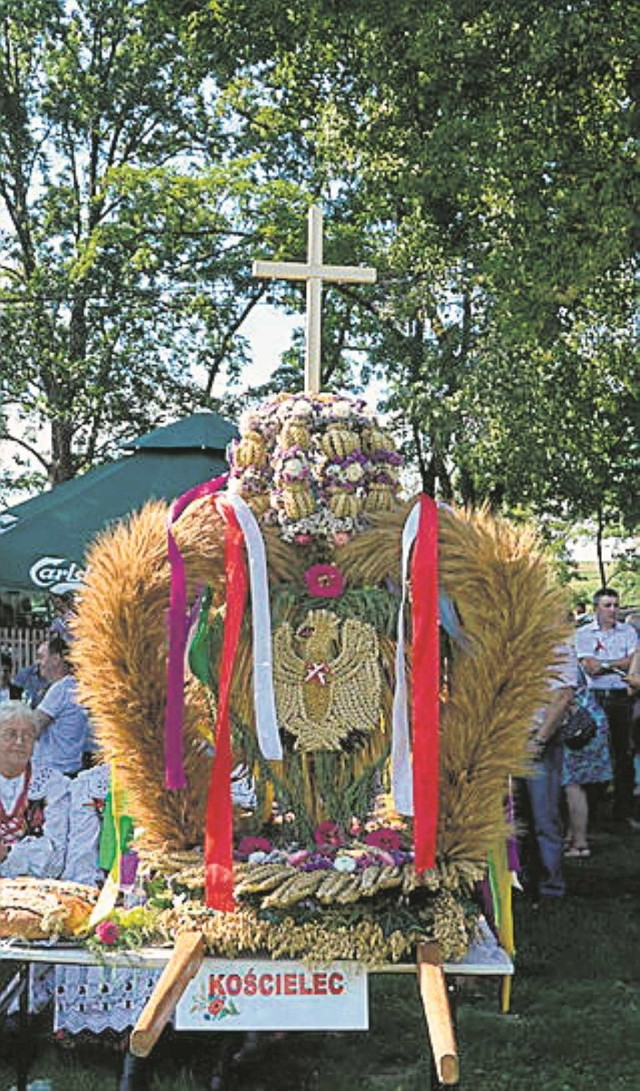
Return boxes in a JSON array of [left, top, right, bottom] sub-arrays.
[[273, 609, 382, 751]]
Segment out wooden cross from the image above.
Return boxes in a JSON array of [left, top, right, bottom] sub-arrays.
[[252, 204, 377, 394]]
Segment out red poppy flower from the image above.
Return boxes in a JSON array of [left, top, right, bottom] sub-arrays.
[[304, 564, 345, 598], [208, 999, 225, 1016], [364, 827, 403, 852], [236, 836, 273, 859], [313, 820, 345, 849]]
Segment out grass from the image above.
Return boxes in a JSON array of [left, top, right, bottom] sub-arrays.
[[1, 816, 639, 1089]]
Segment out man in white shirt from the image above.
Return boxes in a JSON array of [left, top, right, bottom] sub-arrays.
[[575, 587, 638, 823], [32, 636, 91, 776]]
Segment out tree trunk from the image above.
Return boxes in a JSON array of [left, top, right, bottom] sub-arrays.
[[595, 507, 607, 587], [49, 417, 77, 485], [412, 417, 430, 494]]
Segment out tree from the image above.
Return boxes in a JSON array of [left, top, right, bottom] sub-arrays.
[[2, 0, 637, 550], [179, 0, 638, 529], [0, 0, 284, 497]]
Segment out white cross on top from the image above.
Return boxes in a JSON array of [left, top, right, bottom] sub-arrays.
[[252, 204, 377, 394]]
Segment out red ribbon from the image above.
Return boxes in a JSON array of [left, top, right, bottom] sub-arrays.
[[204, 497, 247, 911], [411, 495, 440, 873]]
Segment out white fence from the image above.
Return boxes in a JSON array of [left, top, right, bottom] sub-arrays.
[[0, 627, 49, 672]]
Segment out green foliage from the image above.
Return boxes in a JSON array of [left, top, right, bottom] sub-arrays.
[[187, 0, 638, 535], [1, 0, 637, 559], [0, 0, 305, 492]]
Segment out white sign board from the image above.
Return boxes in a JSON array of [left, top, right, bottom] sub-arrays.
[[175, 958, 369, 1032]]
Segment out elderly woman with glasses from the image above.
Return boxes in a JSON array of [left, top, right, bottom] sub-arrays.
[[0, 700, 70, 878]]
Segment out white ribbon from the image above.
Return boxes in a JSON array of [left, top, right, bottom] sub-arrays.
[[391, 501, 421, 815], [226, 494, 283, 761]]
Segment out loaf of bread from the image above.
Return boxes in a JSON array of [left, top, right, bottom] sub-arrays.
[[0, 877, 99, 940]]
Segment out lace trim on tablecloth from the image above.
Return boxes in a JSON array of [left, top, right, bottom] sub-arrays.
[[53, 964, 161, 1034]]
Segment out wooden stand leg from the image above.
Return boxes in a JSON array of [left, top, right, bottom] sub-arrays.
[[129, 931, 206, 1058], [416, 942, 459, 1087]]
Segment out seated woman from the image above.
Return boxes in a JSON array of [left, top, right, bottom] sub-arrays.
[[0, 700, 70, 878]]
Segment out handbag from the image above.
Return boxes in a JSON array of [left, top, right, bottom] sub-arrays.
[[560, 688, 598, 751]]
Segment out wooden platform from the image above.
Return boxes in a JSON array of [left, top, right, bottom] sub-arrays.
[[0, 935, 513, 1089]]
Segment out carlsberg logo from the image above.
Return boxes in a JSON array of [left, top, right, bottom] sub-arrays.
[[29, 556, 85, 593]]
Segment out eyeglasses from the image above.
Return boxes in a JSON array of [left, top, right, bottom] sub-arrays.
[[0, 728, 36, 744]]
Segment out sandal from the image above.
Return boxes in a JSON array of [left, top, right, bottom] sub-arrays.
[[564, 845, 590, 858]]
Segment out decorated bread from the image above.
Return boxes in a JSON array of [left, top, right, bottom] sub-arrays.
[[0, 877, 99, 940]]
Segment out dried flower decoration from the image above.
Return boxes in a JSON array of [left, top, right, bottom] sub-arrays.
[[94, 920, 120, 946], [303, 564, 345, 599], [313, 820, 346, 850], [227, 392, 403, 542], [236, 836, 274, 860], [364, 827, 403, 852]]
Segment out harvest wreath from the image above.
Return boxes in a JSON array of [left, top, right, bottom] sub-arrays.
[[50, 391, 566, 972]]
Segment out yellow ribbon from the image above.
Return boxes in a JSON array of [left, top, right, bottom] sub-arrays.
[[488, 839, 515, 1013]]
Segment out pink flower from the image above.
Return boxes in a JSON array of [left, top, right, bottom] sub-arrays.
[[304, 564, 345, 599], [236, 836, 273, 860], [287, 849, 311, 866], [365, 827, 403, 852], [295, 533, 313, 546], [332, 532, 351, 547], [95, 920, 120, 946], [313, 821, 345, 849]]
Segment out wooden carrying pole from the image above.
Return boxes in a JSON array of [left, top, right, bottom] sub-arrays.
[[130, 931, 206, 1058], [416, 941, 459, 1086]]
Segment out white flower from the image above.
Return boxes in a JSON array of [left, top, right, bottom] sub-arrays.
[[248, 851, 269, 864], [283, 457, 305, 477], [334, 854, 357, 873], [265, 850, 288, 863], [344, 462, 364, 483], [290, 399, 313, 419], [239, 409, 261, 433]]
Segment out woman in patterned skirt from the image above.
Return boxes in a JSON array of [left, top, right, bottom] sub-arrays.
[[562, 696, 612, 857]]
